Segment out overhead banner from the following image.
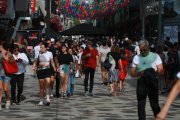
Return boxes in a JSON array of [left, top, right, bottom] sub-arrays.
[[31, 0, 36, 13]]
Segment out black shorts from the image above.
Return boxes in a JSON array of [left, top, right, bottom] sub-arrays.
[[50, 68, 55, 76], [37, 68, 51, 79]]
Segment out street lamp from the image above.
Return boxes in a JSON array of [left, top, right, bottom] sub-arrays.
[[158, 0, 163, 44], [140, 0, 145, 40]]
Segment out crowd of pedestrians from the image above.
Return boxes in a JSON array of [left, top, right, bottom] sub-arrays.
[[0, 36, 179, 120]]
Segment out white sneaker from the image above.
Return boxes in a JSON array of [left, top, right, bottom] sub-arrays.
[[38, 100, 44, 106], [44, 99, 50, 106], [6, 101, 11, 109], [50, 91, 53, 97]]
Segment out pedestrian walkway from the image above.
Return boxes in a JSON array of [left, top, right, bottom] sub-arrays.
[[0, 66, 179, 120]]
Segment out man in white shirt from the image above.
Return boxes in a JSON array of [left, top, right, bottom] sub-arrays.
[[11, 44, 29, 104], [131, 40, 164, 120]]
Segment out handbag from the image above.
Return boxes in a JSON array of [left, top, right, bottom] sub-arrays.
[[119, 59, 127, 80], [103, 55, 112, 70], [2, 59, 18, 74]]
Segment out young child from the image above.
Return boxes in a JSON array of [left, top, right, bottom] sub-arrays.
[[118, 49, 128, 92], [67, 48, 77, 97]]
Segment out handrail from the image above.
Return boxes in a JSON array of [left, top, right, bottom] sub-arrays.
[[11, 17, 31, 40]]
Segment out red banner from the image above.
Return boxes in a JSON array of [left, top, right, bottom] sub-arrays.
[[31, 0, 36, 13], [0, 0, 7, 15]]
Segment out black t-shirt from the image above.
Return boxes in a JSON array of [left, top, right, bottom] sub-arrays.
[[48, 47, 57, 58], [58, 53, 73, 65], [107, 52, 121, 69]]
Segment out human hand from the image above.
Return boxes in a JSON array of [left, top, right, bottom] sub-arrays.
[[17, 58, 23, 63], [86, 53, 91, 57], [70, 69, 73, 73], [32, 66, 37, 73], [155, 113, 166, 120], [56, 67, 60, 73]]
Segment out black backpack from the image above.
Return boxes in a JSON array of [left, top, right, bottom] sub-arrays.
[[104, 55, 112, 70]]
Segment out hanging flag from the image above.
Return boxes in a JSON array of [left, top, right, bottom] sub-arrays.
[[31, 0, 36, 14], [0, 0, 7, 15]]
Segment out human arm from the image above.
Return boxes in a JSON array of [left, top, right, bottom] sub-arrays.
[[130, 55, 142, 77], [96, 54, 99, 67], [50, 58, 56, 72], [156, 63, 164, 75], [19, 53, 29, 64], [156, 54, 164, 75], [131, 67, 140, 77], [32, 57, 38, 71], [156, 80, 180, 120]]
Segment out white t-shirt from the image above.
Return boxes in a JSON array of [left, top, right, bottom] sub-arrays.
[[39, 51, 53, 65], [134, 45, 140, 55], [34, 45, 40, 59], [132, 52, 162, 72], [177, 72, 180, 79], [77, 52, 83, 64], [13, 53, 29, 74], [99, 46, 111, 62]]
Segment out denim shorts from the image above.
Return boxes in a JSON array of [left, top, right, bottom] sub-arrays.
[[108, 69, 119, 83], [59, 64, 70, 74], [0, 76, 11, 83]]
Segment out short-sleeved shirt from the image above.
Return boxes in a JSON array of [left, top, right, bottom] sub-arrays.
[[58, 53, 73, 65], [132, 52, 162, 72], [39, 51, 53, 66], [84, 48, 99, 70], [34, 45, 40, 59], [77, 52, 83, 64], [48, 46, 57, 58], [177, 72, 180, 79], [99, 46, 111, 63], [107, 52, 121, 69]]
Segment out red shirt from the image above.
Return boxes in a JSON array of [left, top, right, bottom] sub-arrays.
[[83, 48, 98, 70]]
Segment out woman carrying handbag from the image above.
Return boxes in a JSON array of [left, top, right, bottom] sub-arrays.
[[0, 41, 15, 110]]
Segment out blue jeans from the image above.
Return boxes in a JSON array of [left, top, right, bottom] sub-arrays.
[[0, 76, 11, 83], [67, 72, 74, 94]]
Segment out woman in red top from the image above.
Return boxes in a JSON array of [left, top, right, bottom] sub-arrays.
[[118, 49, 128, 92]]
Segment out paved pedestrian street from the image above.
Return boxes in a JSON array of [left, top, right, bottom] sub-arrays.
[[0, 66, 180, 120]]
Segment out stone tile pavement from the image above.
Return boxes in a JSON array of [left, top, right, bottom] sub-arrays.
[[0, 66, 180, 120]]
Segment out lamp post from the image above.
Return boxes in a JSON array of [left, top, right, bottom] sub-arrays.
[[158, 0, 162, 44], [45, 0, 51, 38], [140, 0, 145, 40]]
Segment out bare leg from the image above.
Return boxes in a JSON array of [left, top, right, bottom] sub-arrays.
[[39, 79, 45, 100]]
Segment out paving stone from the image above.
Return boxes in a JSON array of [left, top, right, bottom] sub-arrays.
[[0, 65, 179, 120]]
